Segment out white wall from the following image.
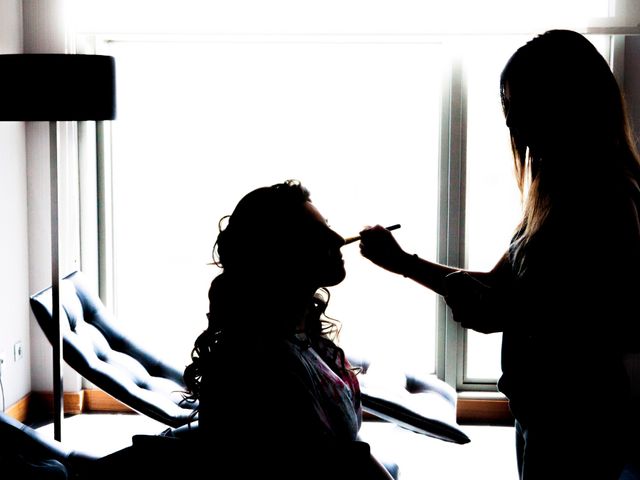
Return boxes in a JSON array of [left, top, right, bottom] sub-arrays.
[[0, 0, 31, 408], [23, 0, 84, 394], [0, 0, 85, 411], [0, 0, 83, 409]]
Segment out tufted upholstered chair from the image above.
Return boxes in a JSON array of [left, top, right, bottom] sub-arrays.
[[29, 270, 197, 428]]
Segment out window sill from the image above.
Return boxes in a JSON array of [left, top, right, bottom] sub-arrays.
[[456, 391, 513, 426]]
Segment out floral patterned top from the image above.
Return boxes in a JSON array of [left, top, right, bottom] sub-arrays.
[[288, 333, 362, 440], [197, 330, 362, 446]]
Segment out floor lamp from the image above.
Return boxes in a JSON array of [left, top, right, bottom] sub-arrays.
[[0, 54, 116, 441]]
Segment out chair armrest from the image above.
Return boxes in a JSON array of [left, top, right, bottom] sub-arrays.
[[349, 357, 470, 444], [361, 389, 470, 444]]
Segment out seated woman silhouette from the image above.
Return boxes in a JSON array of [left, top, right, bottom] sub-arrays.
[[182, 179, 394, 479]]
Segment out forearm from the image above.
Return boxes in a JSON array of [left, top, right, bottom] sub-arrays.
[[358, 225, 507, 296], [398, 252, 460, 296]]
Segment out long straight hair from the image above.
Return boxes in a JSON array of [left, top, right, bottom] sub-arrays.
[[500, 30, 640, 274]]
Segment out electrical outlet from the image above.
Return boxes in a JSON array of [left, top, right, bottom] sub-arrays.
[[14, 341, 23, 361]]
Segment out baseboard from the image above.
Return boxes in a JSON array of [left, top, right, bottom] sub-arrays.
[[5, 393, 30, 422], [83, 389, 134, 413], [33, 390, 85, 416], [5, 389, 135, 424], [4, 391, 84, 423]]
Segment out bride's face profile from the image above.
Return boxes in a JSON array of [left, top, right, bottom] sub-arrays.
[[287, 201, 346, 289]]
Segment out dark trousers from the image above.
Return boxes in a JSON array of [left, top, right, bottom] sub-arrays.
[[515, 419, 628, 480]]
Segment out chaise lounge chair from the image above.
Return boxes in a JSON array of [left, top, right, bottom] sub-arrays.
[[30, 271, 196, 428]]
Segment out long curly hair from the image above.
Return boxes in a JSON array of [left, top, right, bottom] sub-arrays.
[[500, 30, 640, 274], [183, 180, 349, 407]]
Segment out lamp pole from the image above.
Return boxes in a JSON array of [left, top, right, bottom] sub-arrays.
[[49, 121, 64, 441]]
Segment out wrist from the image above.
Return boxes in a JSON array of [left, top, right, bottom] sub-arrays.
[[399, 252, 418, 278]]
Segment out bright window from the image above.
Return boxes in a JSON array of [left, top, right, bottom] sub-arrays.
[[103, 38, 442, 372]]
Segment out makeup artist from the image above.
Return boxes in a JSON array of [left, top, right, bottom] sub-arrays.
[[356, 30, 640, 480]]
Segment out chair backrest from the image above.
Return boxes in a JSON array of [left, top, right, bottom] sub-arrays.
[[30, 270, 197, 428]]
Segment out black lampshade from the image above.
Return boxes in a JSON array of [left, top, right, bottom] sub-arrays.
[[0, 54, 116, 121]]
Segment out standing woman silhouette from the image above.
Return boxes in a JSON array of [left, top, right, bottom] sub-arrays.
[[358, 30, 640, 479]]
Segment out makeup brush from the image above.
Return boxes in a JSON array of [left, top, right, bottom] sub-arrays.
[[344, 224, 401, 245]]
